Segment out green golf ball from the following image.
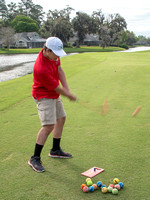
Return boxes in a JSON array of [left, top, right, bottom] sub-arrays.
[[112, 188, 118, 195], [87, 181, 93, 187]]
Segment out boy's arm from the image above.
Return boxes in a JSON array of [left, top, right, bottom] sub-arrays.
[[55, 65, 76, 101], [54, 85, 76, 101], [58, 65, 70, 91]]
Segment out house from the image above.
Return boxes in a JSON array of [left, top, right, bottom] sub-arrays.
[[14, 32, 46, 48], [69, 33, 100, 46], [83, 34, 100, 46], [0, 31, 100, 49]]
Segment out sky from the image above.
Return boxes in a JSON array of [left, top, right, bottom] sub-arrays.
[[5, 0, 150, 37]]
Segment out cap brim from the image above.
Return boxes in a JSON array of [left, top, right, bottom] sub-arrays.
[[53, 49, 67, 57]]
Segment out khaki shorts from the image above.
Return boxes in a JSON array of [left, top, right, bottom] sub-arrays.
[[34, 97, 66, 126]]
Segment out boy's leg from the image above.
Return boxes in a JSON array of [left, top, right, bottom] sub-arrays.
[[51, 117, 65, 151], [28, 125, 54, 172], [36, 125, 54, 145], [28, 98, 57, 172], [53, 117, 66, 139], [49, 117, 72, 158], [33, 124, 54, 157]]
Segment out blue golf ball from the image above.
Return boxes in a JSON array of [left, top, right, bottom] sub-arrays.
[[119, 182, 124, 189], [101, 185, 107, 190], [97, 181, 103, 187], [88, 186, 94, 192]]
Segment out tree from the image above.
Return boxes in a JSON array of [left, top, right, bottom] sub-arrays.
[[111, 30, 136, 48], [136, 35, 147, 45], [99, 26, 111, 48], [72, 12, 92, 46], [18, 0, 33, 16], [112, 30, 125, 45], [0, 0, 7, 26], [7, 2, 18, 22], [0, 0, 7, 19], [107, 13, 127, 45], [53, 17, 73, 43], [125, 31, 136, 46], [0, 26, 15, 48], [10, 15, 39, 32], [0, 18, 2, 28], [147, 37, 150, 45], [92, 9, 111, 48], [29, 4, 45, 26], [92, 9, 105, 33], [10, 0, 45, 26], [40, 7, 73, 43]]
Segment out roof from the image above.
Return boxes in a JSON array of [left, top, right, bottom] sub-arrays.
[[69, 33, 100, 43], [84, 34, 99, 41], [14, 32, 46, 43]]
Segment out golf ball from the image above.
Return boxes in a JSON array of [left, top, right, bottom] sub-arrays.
[[101, 184, 107, 190], [112, 188, 118, 195], [87, 180, 93, 187], [81, 184, 86, 189], [113, 178, 119, 184], [86, 178, 91, 183], [88, 186, 94, 192], [101, 187, 108, 193], [83, 186, 89, 193], [107, 186, 113, 193], [109, 184, 114, 188], [97, 181, 103, 187], [119, 182, 124, 189], [114, 184, 121, 190], [92, 184, 98, 190]]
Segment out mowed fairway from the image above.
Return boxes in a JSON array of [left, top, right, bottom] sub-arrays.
[[0, 51, 150, 200]]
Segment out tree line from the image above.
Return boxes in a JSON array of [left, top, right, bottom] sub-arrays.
[[0, 0, 150, 48]]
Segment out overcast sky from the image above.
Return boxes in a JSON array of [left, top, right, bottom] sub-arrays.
[[6, 0, 150, 37]]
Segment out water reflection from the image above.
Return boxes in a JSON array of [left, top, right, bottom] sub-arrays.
[[0, 62, 34, 82], [120, 46, 150, 52], [0, 54, 38, 82], [0, 54, 38, 70]]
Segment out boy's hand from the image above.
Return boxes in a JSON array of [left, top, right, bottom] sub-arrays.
[[54, 85, 77, 101], [68, 93, 77, 101]]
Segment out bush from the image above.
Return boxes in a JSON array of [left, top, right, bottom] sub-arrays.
[[64, 43, 73, 48], [119, 44, 129, 49]]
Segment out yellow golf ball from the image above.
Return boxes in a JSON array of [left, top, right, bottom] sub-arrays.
[[113, 178, 120, 184], [86, 178, 91, 183], [101, 187, 108, 193]]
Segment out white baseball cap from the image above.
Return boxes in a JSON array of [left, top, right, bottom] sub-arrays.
[[45, 37, 66, 57]]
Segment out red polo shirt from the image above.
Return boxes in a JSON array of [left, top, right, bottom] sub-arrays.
[[32, 48, 60, 100]]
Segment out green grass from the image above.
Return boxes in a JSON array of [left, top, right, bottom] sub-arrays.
[[0, 51, 150, 200], [0, 46, 124, 54], [0, 48, 41, 54]]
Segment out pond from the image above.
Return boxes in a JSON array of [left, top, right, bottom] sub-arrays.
[[0, 54, 38, 71], [0, 54, 38, 82], [120, 46, 150, 52]]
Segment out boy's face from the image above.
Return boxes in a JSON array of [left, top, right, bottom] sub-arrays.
[[45, 49, 59, 61]]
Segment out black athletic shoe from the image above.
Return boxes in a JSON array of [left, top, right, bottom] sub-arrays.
[[28, 156, 45, 172], [49, 149, 72, 158]]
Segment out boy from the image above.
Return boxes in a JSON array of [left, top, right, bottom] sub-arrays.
[[28, 37, 76, 172]]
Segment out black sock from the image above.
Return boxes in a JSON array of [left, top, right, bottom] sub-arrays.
[[33, 143, 43, 157], [52, 138, 61, 151]]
